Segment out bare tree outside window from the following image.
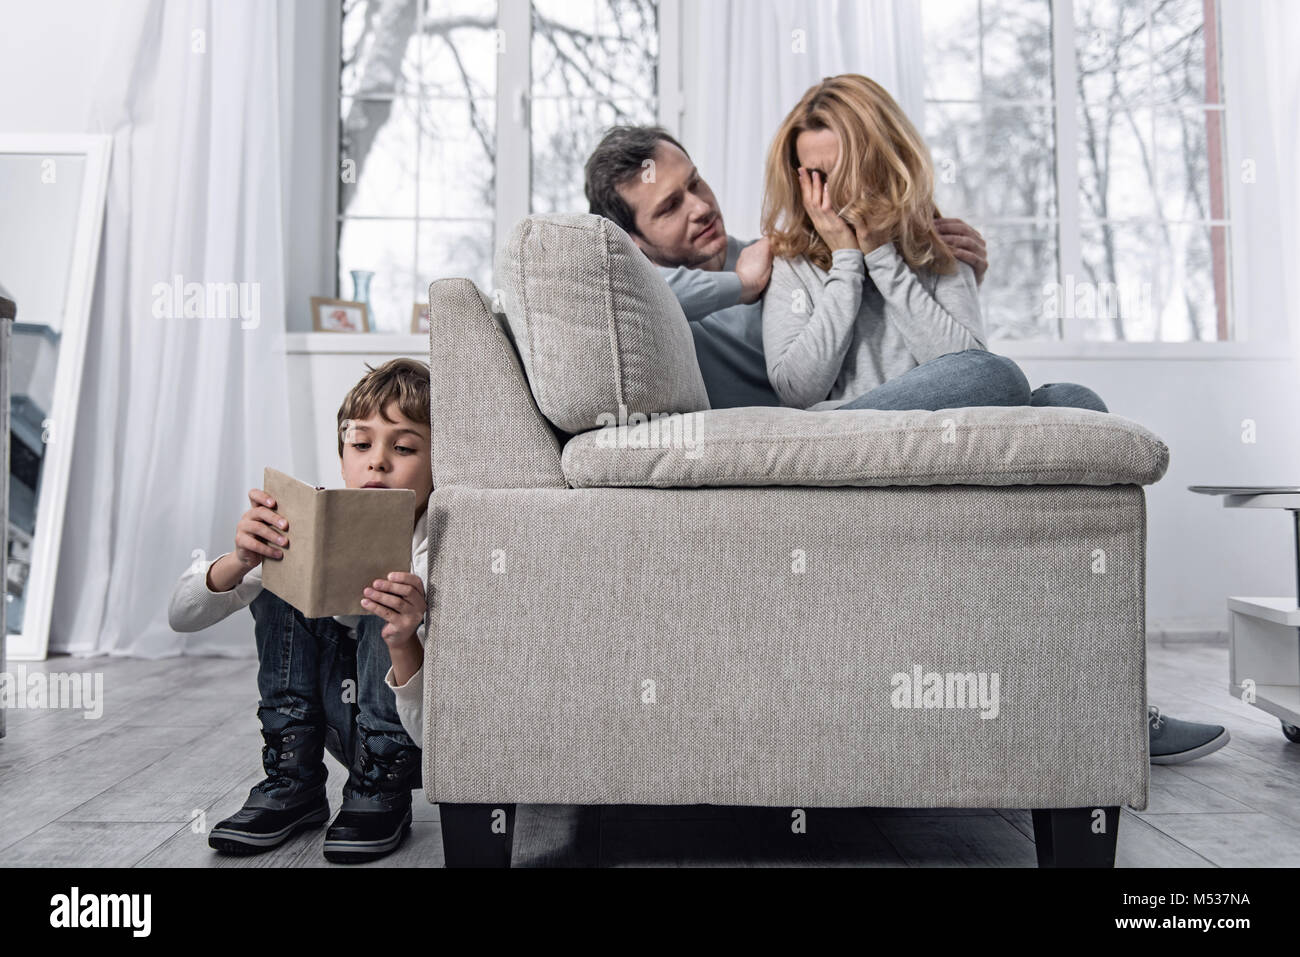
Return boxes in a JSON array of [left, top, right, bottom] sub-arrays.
[[1074, 0, 1228, 341], [922, 0, 1229, 342], [337, 0, 659, 332]]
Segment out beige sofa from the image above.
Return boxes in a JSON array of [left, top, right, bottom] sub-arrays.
[[423, 214, 1170, 868]]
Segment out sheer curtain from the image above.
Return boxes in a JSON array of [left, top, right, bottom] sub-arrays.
[[1220, 0, 1300, 344], [680, 0, 925, 242], [52, 0, 293, 657]]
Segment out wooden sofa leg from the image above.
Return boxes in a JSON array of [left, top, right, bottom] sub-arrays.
[[1031, 806, 1120, 867], [439, 803, 516, 868]]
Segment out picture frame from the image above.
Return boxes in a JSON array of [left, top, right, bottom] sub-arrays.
[[311, 296, 369, 333], [411, 301, 430, 334]]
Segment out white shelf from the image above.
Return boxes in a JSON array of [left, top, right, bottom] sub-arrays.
[[1227, 597, 1300, 626], [284, 332, 427, 355], [1223, 493, 1300, 509], [1228, 683, 1300, 726]]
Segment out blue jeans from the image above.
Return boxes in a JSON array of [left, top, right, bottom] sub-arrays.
[[834, 349, 1108, 412], [249, 589, 418, 782]]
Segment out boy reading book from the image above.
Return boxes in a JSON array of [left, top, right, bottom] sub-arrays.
[[167, 357, 432, 863]]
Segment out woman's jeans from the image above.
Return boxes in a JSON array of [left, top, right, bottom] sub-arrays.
[[835, 349, 1108, 413], [249, 588, 416, 787]]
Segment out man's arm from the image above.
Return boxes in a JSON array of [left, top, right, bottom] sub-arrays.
[[658, 264, 745, 322], [659, 238, 774, 321]]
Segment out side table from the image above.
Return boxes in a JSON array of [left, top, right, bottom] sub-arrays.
[[1190, 485, 1300, 742]]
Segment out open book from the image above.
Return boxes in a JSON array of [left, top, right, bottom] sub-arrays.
[[260, 467, 417, 618]]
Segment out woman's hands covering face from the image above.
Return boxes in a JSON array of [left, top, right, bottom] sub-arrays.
[[798, 167, 858, 253]]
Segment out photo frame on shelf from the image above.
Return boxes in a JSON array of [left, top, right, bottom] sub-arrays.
[[411, 302, 430, 334], [311, 296, 369, 333]]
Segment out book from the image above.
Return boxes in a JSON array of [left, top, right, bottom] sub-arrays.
[[260, 467, 417, 618]]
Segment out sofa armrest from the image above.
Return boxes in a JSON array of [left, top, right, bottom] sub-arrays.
[[560, 405, 1170, 489], [428, 278, 566, 490]]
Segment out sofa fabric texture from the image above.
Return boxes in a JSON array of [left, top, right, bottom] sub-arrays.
[[422, 484, 1150, 811], [495, 213, 711, 435], [422, 245, 1157, 819], [560, 405, 1171, 490]]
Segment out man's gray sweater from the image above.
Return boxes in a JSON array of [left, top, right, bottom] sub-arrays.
[[657, 236, 781, 409]]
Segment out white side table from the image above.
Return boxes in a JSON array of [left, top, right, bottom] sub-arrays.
[[1190, 486, 1300, 742]]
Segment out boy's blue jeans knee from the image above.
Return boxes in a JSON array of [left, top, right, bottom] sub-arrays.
[[249, 589, 418, 776], [834, 349, 1108, 412]]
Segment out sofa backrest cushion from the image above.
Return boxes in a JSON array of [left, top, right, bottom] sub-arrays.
[[496, 213, 711, 435]]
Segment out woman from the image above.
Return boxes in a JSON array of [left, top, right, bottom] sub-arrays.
[[754, 76, 1229, 764], [759, 74, 1105, 413]]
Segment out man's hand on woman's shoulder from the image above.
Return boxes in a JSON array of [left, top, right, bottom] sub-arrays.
[[933, 216, 989, 285], [735, 237, 773, 304]]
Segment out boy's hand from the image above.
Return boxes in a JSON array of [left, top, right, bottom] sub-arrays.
[[234, 487, 289, 569], [360, 572, 426, 646]]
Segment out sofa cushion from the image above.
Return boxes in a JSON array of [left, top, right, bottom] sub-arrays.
[[496, 213, 711, 435], [561, 405, 1170, 488]]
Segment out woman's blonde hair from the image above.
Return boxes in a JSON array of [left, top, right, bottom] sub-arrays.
[[761, 74, 955, 274]]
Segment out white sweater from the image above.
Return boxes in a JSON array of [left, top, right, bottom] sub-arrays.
[[166, 498, 431, 743]]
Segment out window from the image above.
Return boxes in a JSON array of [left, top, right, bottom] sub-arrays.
[[337, 0, 668, 333], [921, 0, 1230, 342]]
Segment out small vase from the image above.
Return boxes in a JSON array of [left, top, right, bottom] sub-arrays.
[[350, 269, 375, 330]]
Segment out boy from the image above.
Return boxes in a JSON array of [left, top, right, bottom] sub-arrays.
[[167, 357, 433, 863]]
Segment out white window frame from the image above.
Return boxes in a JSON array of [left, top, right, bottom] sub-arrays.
[[493, 0, 682, 256], [330, 0, 680, 313], [981, 0, 1265, 359]]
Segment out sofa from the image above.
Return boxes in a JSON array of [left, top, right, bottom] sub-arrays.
[[422, 213, 1170, 868]]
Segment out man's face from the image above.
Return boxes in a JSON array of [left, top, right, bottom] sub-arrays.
[[339, 400, 433, 509], [616, 141, 728, 270]]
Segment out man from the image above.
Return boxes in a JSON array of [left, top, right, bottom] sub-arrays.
[[581, 125, 1230, 767], [582, 125, 991, 409]]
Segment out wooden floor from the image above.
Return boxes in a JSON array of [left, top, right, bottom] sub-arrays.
[[1, 640, 1298, 867]]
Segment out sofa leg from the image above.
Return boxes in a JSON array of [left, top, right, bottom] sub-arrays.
[[1031, 806, 1120, 867], [439, 803, 516, 868]]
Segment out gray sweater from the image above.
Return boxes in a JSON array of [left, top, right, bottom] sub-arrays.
[[762, 243, 986, 410], [657, 237, 782, 408]]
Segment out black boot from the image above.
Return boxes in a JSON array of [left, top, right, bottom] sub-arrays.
[[323, 732, 420, 863], [209, 721, 330, 855]]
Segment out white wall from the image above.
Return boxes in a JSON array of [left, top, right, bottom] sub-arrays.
[[0, 0, 119, 132]]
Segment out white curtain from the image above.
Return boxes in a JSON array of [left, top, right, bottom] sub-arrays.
[[681, 0, 925, 242], [51, 0, 293, 657], [1220, 0, 1300, 345]]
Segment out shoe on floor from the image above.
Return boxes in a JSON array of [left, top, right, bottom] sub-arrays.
[[208, 792, 331, 854], [1148, 705, 1230, 765], [323, 734, 419, 864], [209, 722, 330, 854]]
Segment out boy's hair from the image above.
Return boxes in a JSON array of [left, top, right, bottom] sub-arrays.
[[336, 357, 430, 458]]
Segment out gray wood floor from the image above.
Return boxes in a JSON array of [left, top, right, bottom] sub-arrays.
[[2, 640, 1298, 867]]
